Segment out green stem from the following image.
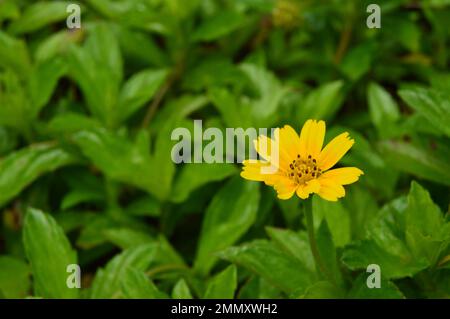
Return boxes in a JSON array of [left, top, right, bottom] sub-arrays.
[[304, 199, 333, 283], [104, 177, 121, 220]]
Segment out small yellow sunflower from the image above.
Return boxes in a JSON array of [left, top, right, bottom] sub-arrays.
[[241, 119, 363, 201]]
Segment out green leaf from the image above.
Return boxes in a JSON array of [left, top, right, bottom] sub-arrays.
[[296, 81, 344, 123], [125, 195, 161, 217], [399, 87, 450, 137], [35, 29, 83, 63], [191, 11, 245, 42], [219, 240, 315, 294], [342, 194, 431, 279], [121, 267, 167, 299], [171, 163, 237, 203], [28, 58, 67, 115], [340, 42, 374, 81], [348, 274, 404, 299], [298, 281, 343, 299], [116, 26, 168, 67], [68, 23, 123, 127], [406, 181, 443, 238], [61, 188, 104, 210], [194, 177, 260, 275], [118, 69, 168, 122], [209, 87, 252, 128], [312, 196, 351, 247], [367, 83, 400, 137], [90, 244, 157, 298], [0, 31, 31, 75], [47, 112, 101, 135], [342, 185, 379, 240], [0, 144, 77, 208], [378, 139, 450, 186], [23, 208, 78, 298], [8, 1, 73, 35], [405, 182, 444, 264], [240, 63, 288, 127], [0, 256, 30, 298], [341, 239, 428, 279], [265, 227, 315, 273], [204, 265, 237, 299], [172, 279, 193, 299], [73, 128, 174, 200], [103, 228, 155, 250], [316, 220, 343, 286]]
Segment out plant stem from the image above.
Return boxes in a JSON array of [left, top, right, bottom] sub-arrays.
[[304, 199, 331, 282]]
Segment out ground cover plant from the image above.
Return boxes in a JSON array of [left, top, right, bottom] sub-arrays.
[[0, 0, 449, 299]]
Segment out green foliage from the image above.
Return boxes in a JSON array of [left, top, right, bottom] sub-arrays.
[[0, 0, 449, 300], [23, 208, 78, 298]]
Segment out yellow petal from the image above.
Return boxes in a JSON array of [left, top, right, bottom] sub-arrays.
[[305, 178, 321, 193], [296, 186, 310, 199], [241, 160, 282, 185], [279, 125, 301, 161], [253, 134, 274, 161], [295, 179, 321, 199], [318, 132, 354, 171], [266, 128, 291, 169], [319, 167, 364, 185], [299, 120, 326, 159], [274, 178, 297, 200], [317, 179, 345, 201]]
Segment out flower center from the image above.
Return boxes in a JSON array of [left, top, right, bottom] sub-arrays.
[[286, 154, 322, 185]]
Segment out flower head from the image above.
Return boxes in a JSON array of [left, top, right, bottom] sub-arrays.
[[240, 120, 363, 201]]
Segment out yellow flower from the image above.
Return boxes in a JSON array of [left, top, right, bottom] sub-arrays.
[[240, 120, 363, 201]]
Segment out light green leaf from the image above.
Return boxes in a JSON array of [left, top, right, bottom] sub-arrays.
[[265, 227, 315, 273], [192, 11, 245, 42], [368, 83, 400, 137], [118, 69, 168, 122], [47, 112, 101, 135], [204, 265, 237, 299], [312, 196, 351, 247], [399, 87, 450, 137], [348, 274, 404, 299], [316, 220, 343, 286], [406, 181, 443, 238], [23, 208, 78, 298], [0, 144, 77, 207], [172, 279, 193, 299], [90, 244, 157, 298], [340, 42, 374, 81], [28, 58, 67, 115], [0, 256, 30, 298], [121, 267, 168, 299], [378, 139, 450, 186], [209, 87, 252, 128], [297, 81, 344, 123], [405, 182, 444, 264], [219, 240, 315, 294], [35, 29, 83, 62], [68, 23, 122, 127], [8, 1, 73, 35], [73, 128, 174, 200], [194, 177, 260, 275], [171, 163, 237, 203], [298, 281, 343, 299], [240, 63, 288, 127], [341, 239, 428, 279], [103, 228, 155, 250], [0, 30, 31, 75]]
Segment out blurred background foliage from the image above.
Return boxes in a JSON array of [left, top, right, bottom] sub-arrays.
[[0, 0, 449, 299]]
